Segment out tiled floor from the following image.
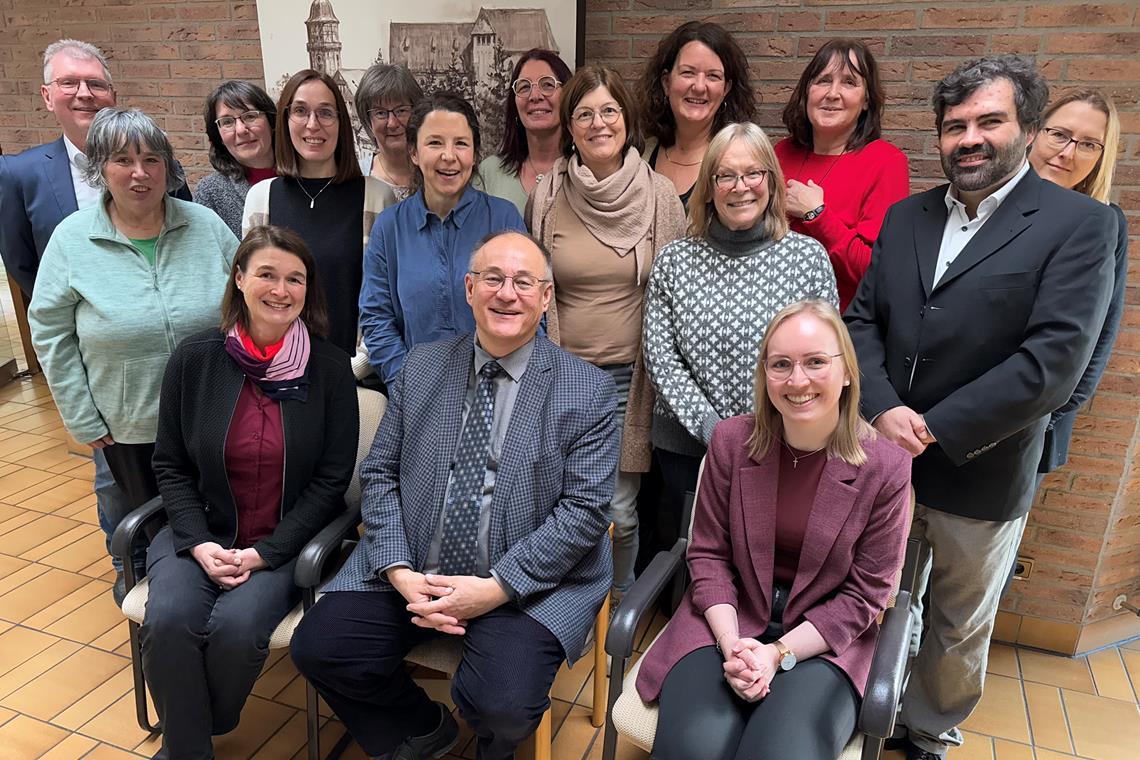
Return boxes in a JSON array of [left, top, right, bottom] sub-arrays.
[[0, 375, 1137, 760]]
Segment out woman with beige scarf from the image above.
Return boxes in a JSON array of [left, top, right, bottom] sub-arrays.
[[526, 65, 687, 604]]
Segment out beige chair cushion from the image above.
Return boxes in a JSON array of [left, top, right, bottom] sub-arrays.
[[121, 578, 304, 650], [611, 629, 863, 757], [404, 637, 464, 675]]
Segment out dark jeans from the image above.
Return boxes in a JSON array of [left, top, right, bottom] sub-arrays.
[[101, 441, 159, 510], [140, 527, 299, 760], [93, 447, 144, 573], [291, 589, 564, 760], [653, 647, 859, 760], [641, 448, 703, 557]]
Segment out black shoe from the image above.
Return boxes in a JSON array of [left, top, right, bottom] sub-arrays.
[[893, 738, 944, 760], [112, 571, 127, 607], [391, 702, 459, 760]]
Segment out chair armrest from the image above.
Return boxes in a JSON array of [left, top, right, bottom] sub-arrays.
[[294, 505, 361, 590], [109, 496, 166, 564], [605, 538, 686, 660], [859, 590, 913, 739]]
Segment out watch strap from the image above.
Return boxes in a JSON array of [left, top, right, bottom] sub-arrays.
[[803, 203, 825, 222]]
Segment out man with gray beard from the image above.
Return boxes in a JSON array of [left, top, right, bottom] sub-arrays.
[[845, 55, 1116, 759]]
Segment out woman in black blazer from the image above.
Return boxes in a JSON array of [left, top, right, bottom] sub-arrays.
[[144, 225, 359, 759]]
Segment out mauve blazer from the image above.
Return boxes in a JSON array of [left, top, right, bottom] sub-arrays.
[[636, 414, 911, 701]]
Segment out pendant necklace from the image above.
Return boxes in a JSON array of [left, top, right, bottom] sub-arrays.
[[797, 149, 847, 186], [782, 439, 826, 469], [525, 157, 550, 186], [298, 177, 335, 209], [664, 146, 703, 167]]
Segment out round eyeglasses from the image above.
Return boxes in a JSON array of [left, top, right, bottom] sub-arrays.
[[469, 270, 550, 294], [512, 76, 561, 98], [368, 105, 413, 123], [763, 353, 843, 381], [288, 105, 338, 126], [571, 105, 623, 128]]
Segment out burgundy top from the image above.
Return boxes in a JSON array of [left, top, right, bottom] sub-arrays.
[[635, 415, 912, 701], [773, 444, 827, 586], [226, 378, 285, 548], [246, 165, 278, 186]]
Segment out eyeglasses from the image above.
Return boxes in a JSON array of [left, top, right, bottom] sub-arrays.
[[571, 105, 623, 128], [288, 104, 338, 126], [48, 77, 113, 96], [469, 270, 550, 294], [214, 110, 264, 131], [714, 170, 768, 191], [763, 353, 843, 381], [1040, 127, 1105, 157], [368, 105, 412, 123], [512, 76, 561, 98]]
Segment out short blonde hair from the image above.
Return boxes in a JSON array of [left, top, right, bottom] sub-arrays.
[[747, 299, 874, 465], [688, 122, 789, 240], [1041, 89, 1120, 204]]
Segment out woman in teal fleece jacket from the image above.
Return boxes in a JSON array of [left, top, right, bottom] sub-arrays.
[[29, 107, 238, 510]]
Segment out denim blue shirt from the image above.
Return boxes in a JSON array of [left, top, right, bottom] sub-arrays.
[[359, 185, 526, 384]]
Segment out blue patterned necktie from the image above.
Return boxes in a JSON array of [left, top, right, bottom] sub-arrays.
[[439, 360, 502, 575]]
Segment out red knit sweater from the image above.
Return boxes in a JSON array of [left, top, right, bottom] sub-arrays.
[[775, 138, 910, 310]]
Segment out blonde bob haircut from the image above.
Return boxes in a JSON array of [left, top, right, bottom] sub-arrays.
[[747, 299, 875, 466], [1040, 89, 1120, 205], [688, 122, 789, 240]]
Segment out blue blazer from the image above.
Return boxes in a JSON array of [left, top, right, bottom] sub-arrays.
[[325, 334, 619, 663], [0, 137, 192, 296]]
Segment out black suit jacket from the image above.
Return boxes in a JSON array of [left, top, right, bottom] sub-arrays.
[[846, 168, 1116, 521]]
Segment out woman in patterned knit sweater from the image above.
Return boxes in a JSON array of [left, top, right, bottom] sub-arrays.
[[643, 122, 838, 551]]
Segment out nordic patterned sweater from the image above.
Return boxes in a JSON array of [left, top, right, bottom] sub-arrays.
[[643, 219, 839, 456]]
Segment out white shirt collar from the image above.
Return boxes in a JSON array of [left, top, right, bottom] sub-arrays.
[[62, 134, 86, 166], [943, 159, 1031, 219]]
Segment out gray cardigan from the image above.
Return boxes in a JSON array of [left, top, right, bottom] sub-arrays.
[[194, 171, 249, 238]]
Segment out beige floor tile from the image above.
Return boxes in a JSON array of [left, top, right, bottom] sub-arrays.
[[19, 477, 94, 514], [0, 705, 14, 727], [1034, 750, 1080, 759], [0, 713, 69, 758], [44, 590, 122, 644], [49, 457, 94, 479], [992, 738, 1034, 759], [251, 649, 301, 700], [89, 619, 130, 652], [1087, 647, 1137, 702], [250, 710, 311, 760], [1023, 681, 1075, 754], [22, 579, 108, 629], [54, 492, 98, 522], [1121, 647, 1140, 695], [38, 529, 110, 574], [7, 473, 79, 508], [0, 625, 59, 677], [1017, 649, 1096, 694], [585, 732, 650, 760], [551, 645, 595, 704], [987, 643, 1020, 678], [77, 743, 142, 759], [0, 645, 127, 720], [12, 443, 77, 471], [0, 502, 24, 526], [3, 513, 80, 556], [0, 553, 30, 585], [1121, 638, 1140, 652], [1063, 688, 1140, 759], [210, 694, 297, 759], [2, 410, 63, 435], [274, 672, 334, 717], [0, 567, 91, 624], [21, 524, 100, 563], [947, 731, 994, 759], [76, 690, 155, 750], [0, 638, 82, 699], [51, 665, 136, 731], [36, 732, 99, 760], [0, 508, 40, 537], [0, 436, 58, 467], [547, 701, 595, 760], [960, 673, 1030, 743]]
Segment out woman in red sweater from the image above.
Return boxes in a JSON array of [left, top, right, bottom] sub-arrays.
[[775, 39, 909, 310]]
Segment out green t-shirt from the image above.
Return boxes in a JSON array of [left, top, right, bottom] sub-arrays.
[[130, 236, 159, 266]]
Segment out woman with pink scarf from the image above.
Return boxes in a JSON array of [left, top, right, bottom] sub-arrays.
[[143, 225, 359, 759]]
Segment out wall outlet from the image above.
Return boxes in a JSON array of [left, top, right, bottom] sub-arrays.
[[1013, 556, 1034, 581]]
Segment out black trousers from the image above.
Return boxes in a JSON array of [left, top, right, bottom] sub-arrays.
[[291, 589, 564, 760], [653, 647, 859, 760], [101, 441, 159, 510], [640, 448, 703, 560]]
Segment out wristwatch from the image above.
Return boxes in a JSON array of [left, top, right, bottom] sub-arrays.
[[773, 640, 797, 671], [803, 204, 825, 222]]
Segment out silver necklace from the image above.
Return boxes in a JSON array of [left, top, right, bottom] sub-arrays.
[[298, 177, 335, 209], [525, 157, 550, 186], [782, 439, 826, 469]]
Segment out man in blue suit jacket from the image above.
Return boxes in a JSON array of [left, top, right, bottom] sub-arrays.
[[293, 231, 619, 760], [0, 38, 191, 298]]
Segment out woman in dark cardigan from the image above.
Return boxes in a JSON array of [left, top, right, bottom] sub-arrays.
[[144, 225, 359, 760]]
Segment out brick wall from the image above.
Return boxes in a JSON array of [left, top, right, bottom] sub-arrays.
[[2, 0, 1138, 637]]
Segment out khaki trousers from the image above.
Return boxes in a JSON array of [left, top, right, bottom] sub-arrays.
[[900, 503, 1028, 755]]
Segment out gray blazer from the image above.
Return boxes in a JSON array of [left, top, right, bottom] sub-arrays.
[[325, 334, 619, 662]]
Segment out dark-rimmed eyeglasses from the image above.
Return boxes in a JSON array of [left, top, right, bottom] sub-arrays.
[[512, 76, 560, 98], [1040, 127, 1105, 158], [469, 270, 550, 294], [368, 105, 413, 123], [714, 170, 768, 191], [288, 104, 338, 126], [214, 110, 264, 131], [48, 77, 113, 96], [571, 105, 623, 128], [763, 353, 843, 381]]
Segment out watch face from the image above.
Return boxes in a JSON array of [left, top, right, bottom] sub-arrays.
[[780, 652, 797, 671]]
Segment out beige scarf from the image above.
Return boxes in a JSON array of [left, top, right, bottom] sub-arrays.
[[564, 146, 657, 283]]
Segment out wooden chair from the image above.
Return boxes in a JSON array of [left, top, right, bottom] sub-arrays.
[[111, 386, 388, 760]]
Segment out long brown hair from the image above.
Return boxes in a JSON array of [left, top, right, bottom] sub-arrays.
[[747, 300, 874, 465], [221, 225, 330, 338], [781, 39, 885, 153], [274, 69, 361, 183]]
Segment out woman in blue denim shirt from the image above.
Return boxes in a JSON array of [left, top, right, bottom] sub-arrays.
[[359, 92, 526, 386]]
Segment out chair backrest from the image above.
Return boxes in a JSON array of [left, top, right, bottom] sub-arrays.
[[683, 456, 708, 547], [346, 387, 387, 509]]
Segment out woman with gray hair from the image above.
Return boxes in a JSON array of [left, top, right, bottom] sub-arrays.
[[354, 63, 423, 200], [29, 107, 238, 511]]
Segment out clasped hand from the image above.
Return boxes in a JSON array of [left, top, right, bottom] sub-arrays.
[[721, 638, 780, 703], [873, 406, 936, 457], [785, 179, 824, 219], [190, 542, 265, 590], [389, 568, 508, 636]]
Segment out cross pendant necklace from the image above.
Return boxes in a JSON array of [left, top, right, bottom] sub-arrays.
[[782, 439, 825, 469]]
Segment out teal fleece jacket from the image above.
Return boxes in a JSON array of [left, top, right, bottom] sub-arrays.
[[29, 195, 238, 445]]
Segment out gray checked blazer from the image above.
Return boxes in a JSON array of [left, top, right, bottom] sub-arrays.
[[324, 334, 619, 662]]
